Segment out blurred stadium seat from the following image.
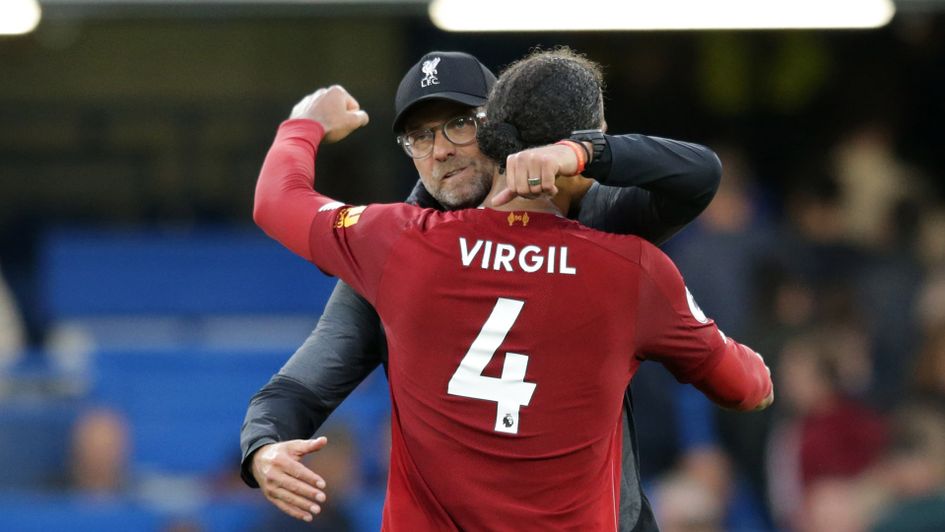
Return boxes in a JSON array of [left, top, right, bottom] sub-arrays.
[[0, 493, 163, 532], [0, 400, 79, 490], [89, 347, 287, 476], [41, 227, 335, 317], [39, 227, 336, 352], [88, 347, 390, 478], [3, 226, 391, 530]]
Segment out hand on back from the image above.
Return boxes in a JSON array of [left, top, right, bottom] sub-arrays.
[[251, 437, 330, 522]]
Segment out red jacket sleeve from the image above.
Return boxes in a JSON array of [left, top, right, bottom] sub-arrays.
[[634, 243, 772, 411], [253, 119, 418, 302], [253, 119, 332, 262]]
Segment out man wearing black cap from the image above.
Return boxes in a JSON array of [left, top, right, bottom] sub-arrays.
[[390, 51, 501, 211], [241, 50, 723, 531]]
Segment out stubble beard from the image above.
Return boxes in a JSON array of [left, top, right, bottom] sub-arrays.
[[430, 159, 494, 210]]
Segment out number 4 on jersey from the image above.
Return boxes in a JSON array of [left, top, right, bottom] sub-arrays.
[[447, 298, 537, 434]]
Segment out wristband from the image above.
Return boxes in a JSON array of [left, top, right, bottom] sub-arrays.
[[554, 140, 587, 175]]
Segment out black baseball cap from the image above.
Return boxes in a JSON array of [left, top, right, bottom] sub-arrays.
[[392, 51, 497, 133]]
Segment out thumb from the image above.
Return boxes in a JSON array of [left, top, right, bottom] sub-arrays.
[[290, 436, 328, 456], [491, 188, 516, 207], [351, 109, 370, 128]]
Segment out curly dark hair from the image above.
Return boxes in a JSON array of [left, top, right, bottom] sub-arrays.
[[477, 47, 604, 166]]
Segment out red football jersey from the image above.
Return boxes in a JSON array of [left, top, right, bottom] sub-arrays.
[[254, 120, 772, 531]]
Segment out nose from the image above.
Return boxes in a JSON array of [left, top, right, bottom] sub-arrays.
[[431, 130, 456, 161]]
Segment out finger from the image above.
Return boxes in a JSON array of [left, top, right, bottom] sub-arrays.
[[510, 157, 533, 199], [504, 155, 519, 196], [289, 437, 328, 456], [308, 88, 327, 105], [279, 458, 327, 490], [541, 160, 559, 196], [344, 92, 361, 112], [351, 110, 370, 128], [271, 495, 315, 523], [286, 461, 327, 490], [272, 486, 322, 516], [491, 188, 516, 207], [281, 475, 326, 502], [526, 153, 545, 190], [291, 94, 313, 118]]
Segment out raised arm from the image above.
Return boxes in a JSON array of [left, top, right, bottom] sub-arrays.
[[577, 134, 722, 244], [247, 86, 376, 523], [490, 133, 721, 244], [253, 86, 370, 261]]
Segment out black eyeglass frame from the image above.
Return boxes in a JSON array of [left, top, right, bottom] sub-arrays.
[[396, 112, 486, 159]]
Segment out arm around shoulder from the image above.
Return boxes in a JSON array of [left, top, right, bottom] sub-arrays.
[[240, 280, 385, 488], [576, 134, 722, 243]]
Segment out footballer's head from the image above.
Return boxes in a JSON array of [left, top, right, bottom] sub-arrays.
[[393, 51, 499, 210], [478, 47, 605, 166]]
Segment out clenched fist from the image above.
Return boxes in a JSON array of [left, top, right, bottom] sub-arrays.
[[290, 85, 370, 144]]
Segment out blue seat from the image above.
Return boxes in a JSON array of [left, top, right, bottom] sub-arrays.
[[90, 348, 288, 475], [0, 400, 80, 490], [40, 227, 336, 318], [89, 347, 392, 480], [0, 493, 164, 532]]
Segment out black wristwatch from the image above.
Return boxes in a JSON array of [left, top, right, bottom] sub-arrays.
[[569, 129, 607, 165]]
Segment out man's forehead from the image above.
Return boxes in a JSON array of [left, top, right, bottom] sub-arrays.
[[403, 100, 476, 131]]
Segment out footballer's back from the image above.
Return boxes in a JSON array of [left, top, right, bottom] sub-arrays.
[[374, 207, 656, 531]]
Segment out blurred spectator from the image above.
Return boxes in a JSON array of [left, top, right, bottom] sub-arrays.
[[831, 119, 925, 250], [817, 122, 930, 407], [915, 268, 945, 336], [0, 262, 26, 367], [779, 176, 862, 289], [779, 171, 923, 406], [724, 267, 815, 507], [913, 328, 945, 402], [69, 408, 131, 494], [657, 146, 779, 529], [634, 364, 770, 532], [849, 192, 924, 407], [668, 144, 774, 340], [799, 478, 875, 532], [767, 331, 889, 529], [915, 206, 945, 268], [869, 401, 945, 532], [653, 473, 724, 532]]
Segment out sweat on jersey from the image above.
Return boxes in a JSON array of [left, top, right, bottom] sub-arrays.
[[253, 119, 772, 531]]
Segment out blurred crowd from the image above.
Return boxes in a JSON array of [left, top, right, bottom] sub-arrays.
[[1, 15, 944, 531], [640, 116, 945, 532], [2, 114, 944, 532]]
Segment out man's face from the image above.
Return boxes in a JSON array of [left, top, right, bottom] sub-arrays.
[[401, 100, 496, 210]]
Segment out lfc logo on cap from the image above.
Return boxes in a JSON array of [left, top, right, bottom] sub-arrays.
[[420, 57, 440, 87]]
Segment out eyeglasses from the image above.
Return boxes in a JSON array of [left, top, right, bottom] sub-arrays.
[[397, 112, 485, 159]]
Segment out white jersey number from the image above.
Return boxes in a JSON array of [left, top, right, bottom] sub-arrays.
[[447, 298, 537, 434]]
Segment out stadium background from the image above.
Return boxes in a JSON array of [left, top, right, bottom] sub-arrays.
[[1, 1, 944, 530]]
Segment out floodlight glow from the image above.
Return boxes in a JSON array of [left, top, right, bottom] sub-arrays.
[[429, 0, 896, 31], [0, 0, 41, 36]]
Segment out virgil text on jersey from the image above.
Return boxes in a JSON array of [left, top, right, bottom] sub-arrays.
[[458, 238, 577, 275]]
